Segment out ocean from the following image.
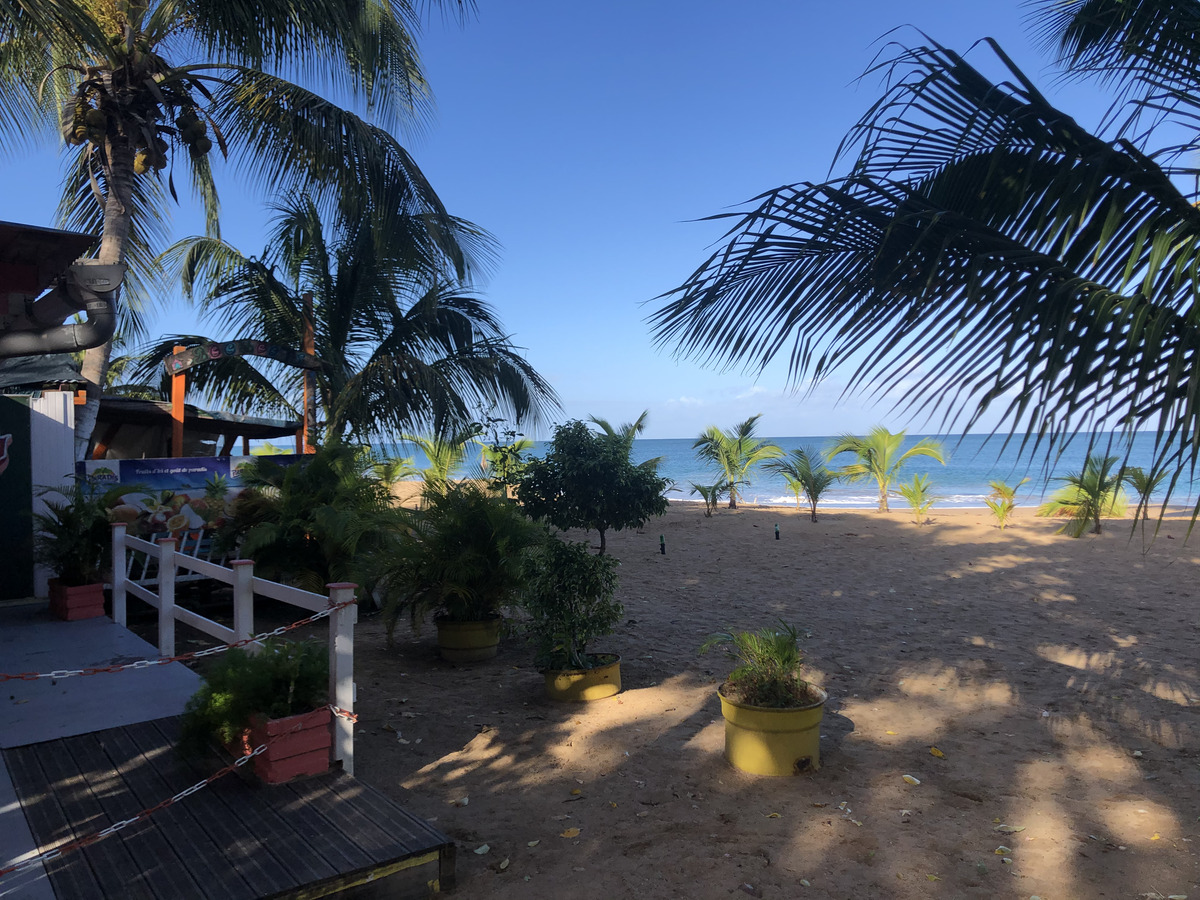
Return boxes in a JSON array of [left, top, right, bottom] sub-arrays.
[[379, 432, 1199, 510]]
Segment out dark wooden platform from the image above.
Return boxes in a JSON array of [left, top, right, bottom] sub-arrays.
[[4, 717, 455, 899]]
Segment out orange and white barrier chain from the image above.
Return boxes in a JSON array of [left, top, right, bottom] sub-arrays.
[[0, 599, 356, 683]]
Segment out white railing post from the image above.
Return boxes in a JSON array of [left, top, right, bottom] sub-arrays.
[[231, 559, 254, 645], [327, 583, 357, 776], [111, 523, 127, 626], [157, 537, 177, 658]]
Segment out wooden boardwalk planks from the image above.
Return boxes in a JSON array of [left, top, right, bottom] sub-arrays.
[[4, 717, 453, 899]]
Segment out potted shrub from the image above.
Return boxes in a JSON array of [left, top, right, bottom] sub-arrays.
[[523, 537, 622, 701], [33, 476, 126, 620], [700, 622, 827, 776], [181, 639, 331, 784], [379, 480, 544, 662]]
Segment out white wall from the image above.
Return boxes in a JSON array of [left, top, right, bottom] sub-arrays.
[[28, 391, 75, 597]]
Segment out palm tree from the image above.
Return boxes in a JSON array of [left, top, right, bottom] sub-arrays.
[[401, 427, 480, 490], [1, 0, 471, 457], [589, 410, 664, 472], [830, 428, 944, 513], [896, 474, 937, 526], [1036, 454, 1128, 537], [984, 477, 1030, 530], [764, 446, 837, 521], [692, 414, 782, 509], [139, 196, 556, 440], [370, 454, 419, 489], [1122, 466, 1169, 521], [651, 1, 1200, 508]]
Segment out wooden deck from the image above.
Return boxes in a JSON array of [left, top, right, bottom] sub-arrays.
[[5, 716, 455, 899], [0, 603, 454, 899]]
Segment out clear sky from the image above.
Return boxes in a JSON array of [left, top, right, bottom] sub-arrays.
[[0, 1, 1112, 439]]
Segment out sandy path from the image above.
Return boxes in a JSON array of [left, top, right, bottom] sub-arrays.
[[349, 504, 1200, 899]]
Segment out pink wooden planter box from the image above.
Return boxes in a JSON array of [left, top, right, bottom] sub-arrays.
[[48, 580, 106, 621], [233, 706, 332, 784]]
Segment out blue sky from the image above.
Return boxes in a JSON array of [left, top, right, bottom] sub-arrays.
[[1, 1, 1112, 439]]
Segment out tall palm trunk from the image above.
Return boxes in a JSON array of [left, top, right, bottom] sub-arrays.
[[75, 137, 136, 459]]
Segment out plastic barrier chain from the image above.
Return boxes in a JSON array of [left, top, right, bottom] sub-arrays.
[[0, 599, 357, 682]]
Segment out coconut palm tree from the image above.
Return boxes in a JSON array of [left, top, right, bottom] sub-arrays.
[[693, 414, 782, 509], [1121, 466, 1169, 521], [370, 453, 419, 489], [138, 195, 556, 441], [401, 427, 481, 490], [896, 474, 937, 525], [764, 446, 837, 521], [1036, 454, 1128, 536], [1, 0, 472, 456], [984, 477, 1030, 530], [589, 410, 664, 472], [830, 428, 944, 513], [651, 0, 1200, 509]]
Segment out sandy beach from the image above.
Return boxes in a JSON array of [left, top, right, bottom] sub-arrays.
[[347, 501, 1200, 899]]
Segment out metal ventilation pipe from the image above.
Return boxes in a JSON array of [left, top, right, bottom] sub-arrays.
[[0, 260, 125, 359]]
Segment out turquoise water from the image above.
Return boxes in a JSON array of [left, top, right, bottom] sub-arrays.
[[378, 432, 1199, 509]]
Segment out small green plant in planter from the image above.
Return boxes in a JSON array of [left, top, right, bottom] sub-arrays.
[[377, 480, 545, 662], [33, 476, 129, 619], [700, 622, 827, 776], [180, 639, 331, 783], [523, 537, 622, 701]]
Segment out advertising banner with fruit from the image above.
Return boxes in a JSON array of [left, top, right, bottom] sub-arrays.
[[78, 455, 261, 539]]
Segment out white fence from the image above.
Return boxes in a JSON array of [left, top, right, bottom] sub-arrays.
[[110, 522, 357, 775]]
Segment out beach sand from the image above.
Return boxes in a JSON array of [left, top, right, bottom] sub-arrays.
[[350, 502, 1200, 899]]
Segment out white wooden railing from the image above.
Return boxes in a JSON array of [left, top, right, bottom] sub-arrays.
[[110, 522, 357, 775]]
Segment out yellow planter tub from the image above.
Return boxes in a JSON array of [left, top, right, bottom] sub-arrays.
[[543, 655, 621, 701], [717, 685, 827, 776], [435, 616, 502, 663]]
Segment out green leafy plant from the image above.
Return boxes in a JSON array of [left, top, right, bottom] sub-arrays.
[[517, 419, 668, 554], [897, 473, 937, 525], [217, 442, 402, 593], [700, 622, 818, 709], [830, 427, 945, 512], [765, 446, 838, 521], [522, 538, 622, 671], [477, 417, 534, 495], [377, 480, 545, 642], [984, 477, 1029, 529], [33, 476, 130, 586], [1036, 454, 1128, 537], [180, 639, 328, 752], [692, 414, 782, 509]]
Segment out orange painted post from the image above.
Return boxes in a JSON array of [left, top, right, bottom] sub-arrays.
[[302, 293, 316, 453], [170, 344, 185, 457]]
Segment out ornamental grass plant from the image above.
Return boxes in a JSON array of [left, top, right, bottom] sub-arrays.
[[700, 622, 819, 708]]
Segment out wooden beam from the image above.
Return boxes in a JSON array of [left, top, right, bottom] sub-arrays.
[[170, 344, 185, 458], [91, 422, 120, 459]]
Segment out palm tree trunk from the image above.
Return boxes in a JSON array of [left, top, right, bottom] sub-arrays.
[[878, 482, 889, 512], [74, 138, 136, 460]]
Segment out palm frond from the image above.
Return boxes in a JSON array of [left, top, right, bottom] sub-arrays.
[[652, 37, 1200, 483]]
